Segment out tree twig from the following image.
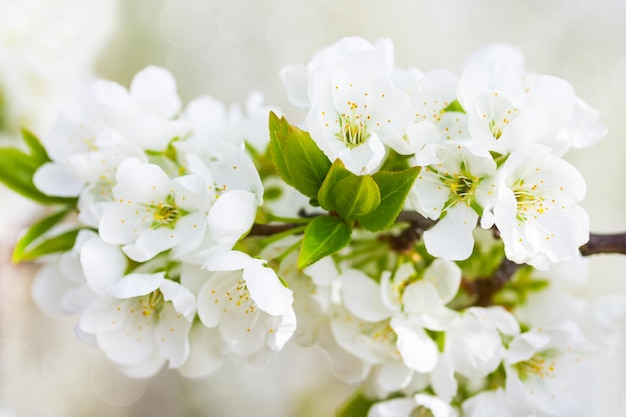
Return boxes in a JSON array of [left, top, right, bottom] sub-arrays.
[[580, 233, 626, 256]]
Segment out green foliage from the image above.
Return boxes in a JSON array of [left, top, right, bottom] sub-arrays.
[[0, 141, 76, 205], [335, 390, 375, 417], [318, 160, 380, 220], [268, 111, 294, 186], [21, 128, 50, 164], [298, 216, 351, 269], [269, 112, 332, 200], [13, 208, 79, 262], [379, 148, 412, 172], [358, 167, 419, 232]]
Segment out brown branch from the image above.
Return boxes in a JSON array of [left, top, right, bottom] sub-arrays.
[[248, 222, 303, 236], [462, 258, 521, 307], [580, 233, 626, 256]]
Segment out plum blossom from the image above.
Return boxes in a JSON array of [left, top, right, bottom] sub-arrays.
[[194, 251, 296, 359], [409, 141, 498, 260], [482, 146, 588, 269], [504, 322, 588, 417], [282, 37, 415, 175], [79, 272, 196, 378], [98, 157, 257, 262]]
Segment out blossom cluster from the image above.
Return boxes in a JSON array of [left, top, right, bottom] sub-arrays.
[[28, 67, 295, 378], [2, 37, 625, 417]]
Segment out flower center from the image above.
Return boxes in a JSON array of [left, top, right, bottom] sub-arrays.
[[513, 350, 557, 381], [139, 290, 165, 317], [151, 194, 181, 229], [410, 407, 435, 417], [513, 179, 546, 222], [337, 101, 369, 147]]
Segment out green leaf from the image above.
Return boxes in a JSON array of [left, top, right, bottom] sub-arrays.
[[379, 148, 412, 172], [0, 148, 76, 205], [317, 159, 353, 211], [335, 391, 375, 417], [358, 167, 419, 232], [334, 174, 380, 220], [19, 229, 80, 262], [21, 128, 49, 164], [298, 216, 351, 269], [12, 208, 72, 262], [268, 112, 294, 186], [281, 117, 331, 198]]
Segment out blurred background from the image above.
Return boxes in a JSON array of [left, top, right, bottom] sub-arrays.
[[2, 0, 626, 415]]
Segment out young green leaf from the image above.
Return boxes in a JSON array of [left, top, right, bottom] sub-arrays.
[[317, 159, 353, 211], [18, 229, 80, 262], [283, 121, 332, 199], [0, 148, 76, 205], [12, 208, 73, 263], [334, 174, 380, 220], [358, 167, 419, 232], [298, 216, 351, 269], [268, 112, 294, 186], [21, 128, 50, 164]]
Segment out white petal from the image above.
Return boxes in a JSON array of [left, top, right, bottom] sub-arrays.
[[80, 237, 127, 295], [196, 273, 238, 328], [268, 306, 297, 350], [159, 279, 196, 321], [79, 296, 127, 334], [219, 309, 267, 355], [391, 317, 439, 373], [279, 64, 310, 108], [368, 398, 416, 417], [113, 157, 172, 203], [341, 269, 390, 322], [423, 258, 462, 304], [107, 273, 165, 299], [204, 250, 264, 271], [176, 325, 224, 378], [154, 303, 192, 368], [97, 311, 156, 366], [243, 265, 293, 316], [130, 66, 181, 119], [424, 204, 478, 260], [33, 162, 83, 197], [123, 227, 181, 262], [467, 306, 520, 336], [375, 361, 414, 393], [208, 189, 257, 247], [506, 332, 551, 365]]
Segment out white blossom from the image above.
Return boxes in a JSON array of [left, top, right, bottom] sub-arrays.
[[482, 146, 588, 269]]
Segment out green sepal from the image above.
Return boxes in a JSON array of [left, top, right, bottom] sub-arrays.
[[335, 390, 375, 417], [358, 167, 419, 232], [0, 148, 77, 205], [268, 112, 294, 186], [297, 216, 351, 269], [443, 99, 465, 113]]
